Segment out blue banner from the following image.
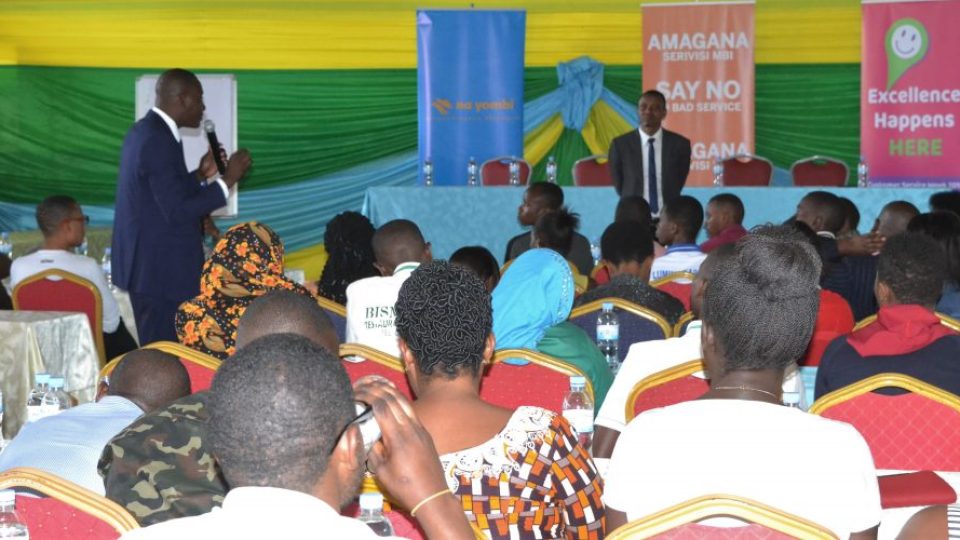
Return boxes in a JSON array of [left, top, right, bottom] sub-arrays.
[[417, 10, 526, 186]]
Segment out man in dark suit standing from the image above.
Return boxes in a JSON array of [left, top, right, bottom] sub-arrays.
[[608, 90, 691, 216], [112, 69, 252, 345]]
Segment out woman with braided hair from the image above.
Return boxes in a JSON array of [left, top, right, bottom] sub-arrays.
[[315, 211, 378, 304]]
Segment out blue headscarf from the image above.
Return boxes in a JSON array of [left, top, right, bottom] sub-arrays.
[[492, 249, 575, 350]]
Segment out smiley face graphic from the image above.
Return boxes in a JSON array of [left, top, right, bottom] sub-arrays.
[[884, 18, 929, 90], [890, 23, 923, 59]]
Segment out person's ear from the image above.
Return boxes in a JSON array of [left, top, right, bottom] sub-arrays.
[[700, 323, 718, 379], [423, 242, 433, 262], [481, 333, 496, 372], [397, 338, 419, 393], [812, 215, 825, 232], [875, 279, 895, 306], [330, 424, 365, 494], [373, 262, 388, 276]]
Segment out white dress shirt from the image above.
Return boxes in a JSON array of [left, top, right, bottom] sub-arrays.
[[150, 107, 229, 199], [639, 128, 664, 216], [345, 262, 420, 357]]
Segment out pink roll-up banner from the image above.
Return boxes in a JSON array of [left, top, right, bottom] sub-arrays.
[[862, 0, 960, 187], [642, 1, 755, 187]]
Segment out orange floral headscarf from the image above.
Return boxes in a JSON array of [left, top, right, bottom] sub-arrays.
[[175, 221, 312, 359]]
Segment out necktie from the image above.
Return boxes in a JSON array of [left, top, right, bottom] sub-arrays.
[[648, 137, 659, 215]]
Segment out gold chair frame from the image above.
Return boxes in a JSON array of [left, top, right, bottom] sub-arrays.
[[318, 296, 347, 317], [650, 271, 697, 289], [99, 341, 222, 379], [624, 359, 706, 422], [672, 311, 696, 338], [809, 372, 960, 415], [569, 297, 672, 339], [491, 348, 595, 403]]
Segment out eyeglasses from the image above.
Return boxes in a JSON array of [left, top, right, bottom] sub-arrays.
[[329, 401, 375, 456], [64, 215, 90, 224]]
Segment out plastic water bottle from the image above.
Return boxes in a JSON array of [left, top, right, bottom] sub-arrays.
[[546, 155, 558, 184], [26, 373, 50, 423], [422, 159, 433, 187], [0, 490, 28, 538], [77, 239, 88, 257], [358, 492, 395, 537], [562, 376, 594, 452], [597, 303, 620, 373], [590, 238, 601, 267], [857, 156, 869, 187], [101, 247, 113, 289], [0, 233, 11, 260], [48, 377, 71, 411], [467, 157, 478, 187], [782, 391, 801, 409], [39, 381, 60, 419], [508, 158, 520, 186], [713, 158, 724, 186]]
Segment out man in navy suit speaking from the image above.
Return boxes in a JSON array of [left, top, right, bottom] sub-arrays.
[[112, 69, 252, 345]]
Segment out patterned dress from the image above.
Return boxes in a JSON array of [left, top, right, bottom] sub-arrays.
[[439, 407, 605, 539]]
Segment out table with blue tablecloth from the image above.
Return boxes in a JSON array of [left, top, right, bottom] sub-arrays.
[[363, 186, 943, 263]]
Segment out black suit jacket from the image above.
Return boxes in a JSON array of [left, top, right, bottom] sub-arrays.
[[608, 128, 692, 205]]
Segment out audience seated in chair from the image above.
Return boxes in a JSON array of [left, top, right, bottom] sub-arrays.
[[530, 207, 589, 293], [575, 220, 684, 327], [345, 219, 431, 358], [700, 193, 747, 254], [504, 182, 593, 276], [315, 211, 378, 305], [0, 349, 189, 494], [122, 334, 476, 540], [816, 232, 960, 399], [395, 261, 605, 539], [602, 225, 881, 539], [100, 291, 339, 526], [651, 195, 707, 281], [493, 249, 613, 407], [10, 195, 137, 359], [449, 245, 500, 293], [908, 211, 960, 320], [175, 222, 313, 359], [594, 196, 656, 287]]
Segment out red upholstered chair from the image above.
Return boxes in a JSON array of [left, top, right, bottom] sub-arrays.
[[606, 494, 837, 540], [626, 360, 709, 421], [480, 156, 531, 186], [810, 374, 960, 471], [481, 349, 593, 411], [569, 298, 671, 363], [572, 154, 612, 186], [590, 263, 611, 286], [0, 467, 139, 539], [790, 156, 849, 187], [318, 297, 347, 343], [99, 341, 221, 394], [339, 343, 412, 400], [651, 271, 696, 311], [718, 154, 773, 187], [12, 269, 107, 364]]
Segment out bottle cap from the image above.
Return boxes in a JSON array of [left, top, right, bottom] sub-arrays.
[[35, 373, 50, 385], [359, 492, 384, 511], [570, 375, 586, 388], [602, 302, 613, 311], [0, 490, 14, 505]]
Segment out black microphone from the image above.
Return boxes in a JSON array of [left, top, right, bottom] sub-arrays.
[[203, 119, 227, 176]]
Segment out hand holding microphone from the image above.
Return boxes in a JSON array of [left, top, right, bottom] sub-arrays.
[[201, 119, 252, 189]]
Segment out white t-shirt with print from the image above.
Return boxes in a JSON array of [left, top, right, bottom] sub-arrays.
[[345, 262, 419, 358]]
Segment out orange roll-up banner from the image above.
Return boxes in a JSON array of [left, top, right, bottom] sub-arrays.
[[642, 1, 756, 187]]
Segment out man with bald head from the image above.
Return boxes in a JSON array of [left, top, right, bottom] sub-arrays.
[[871, 200, 919, 239], [346, 219, 432, 356], [113, 68, 253, 345], [0, 349, 190, 494]]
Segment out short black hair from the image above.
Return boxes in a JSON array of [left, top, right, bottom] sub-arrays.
[[527, 182, 564, 211], [788, 220, 828, 281], [209, 333, 354, 492], [709, 193, 744, 224], [372, 219, 427, 271], [236, 290, 338, 354], [702, 225, 821, 371], [534, 207, 580, 257], [395, 261, 492, 379], [601, 220, 654, 266], [615, 196, 652, 227], [801, 191, 846, 234], [908, 211, 960, 285], [640, 89, 667, 108], [663, 195, 704, 240], [317, 211, 377, 304], [878, 232, 948, 307], [110, 349, 190, 413], [837, 197, 860, 233], [450, 246, 500, 289], [36, 195, 78, 236], [930, 191, 960, 217]]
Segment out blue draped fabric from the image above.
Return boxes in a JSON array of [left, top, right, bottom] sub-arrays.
[[557, 57, 604, 131]]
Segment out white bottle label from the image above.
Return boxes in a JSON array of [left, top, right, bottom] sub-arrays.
[[562, 409, 594, 434], [26, 404, 43, 423], [597, 324, 618, 341]]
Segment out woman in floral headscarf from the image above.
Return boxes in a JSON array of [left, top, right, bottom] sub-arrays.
[[175, 222, 312, 359]]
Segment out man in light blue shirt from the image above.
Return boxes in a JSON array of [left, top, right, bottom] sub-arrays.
[[0, 349, 190, 494]]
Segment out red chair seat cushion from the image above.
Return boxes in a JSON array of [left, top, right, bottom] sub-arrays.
[[14, 495, 121, 540]]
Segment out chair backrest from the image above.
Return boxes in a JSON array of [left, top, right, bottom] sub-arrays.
[[651, 272, 696, 311], [853, 311, 960, 332], [480, 156, 532, 186], [569, 298, 671, 363], [626, 360, 709, 421], [318, 296, 347, 343], [339, 343, 412, 399], [719, 154, 773, 187], [481, 348, 594, 411], [572, 154, 612, 186], [809, 373, 960, 470], [606, 494, 837, 540], [0, 467, 139, 539], [12, 269, 106, 364], [673, 312, 695, 337], [99, 341, 222, 394], [790, 155, 849, 187]]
